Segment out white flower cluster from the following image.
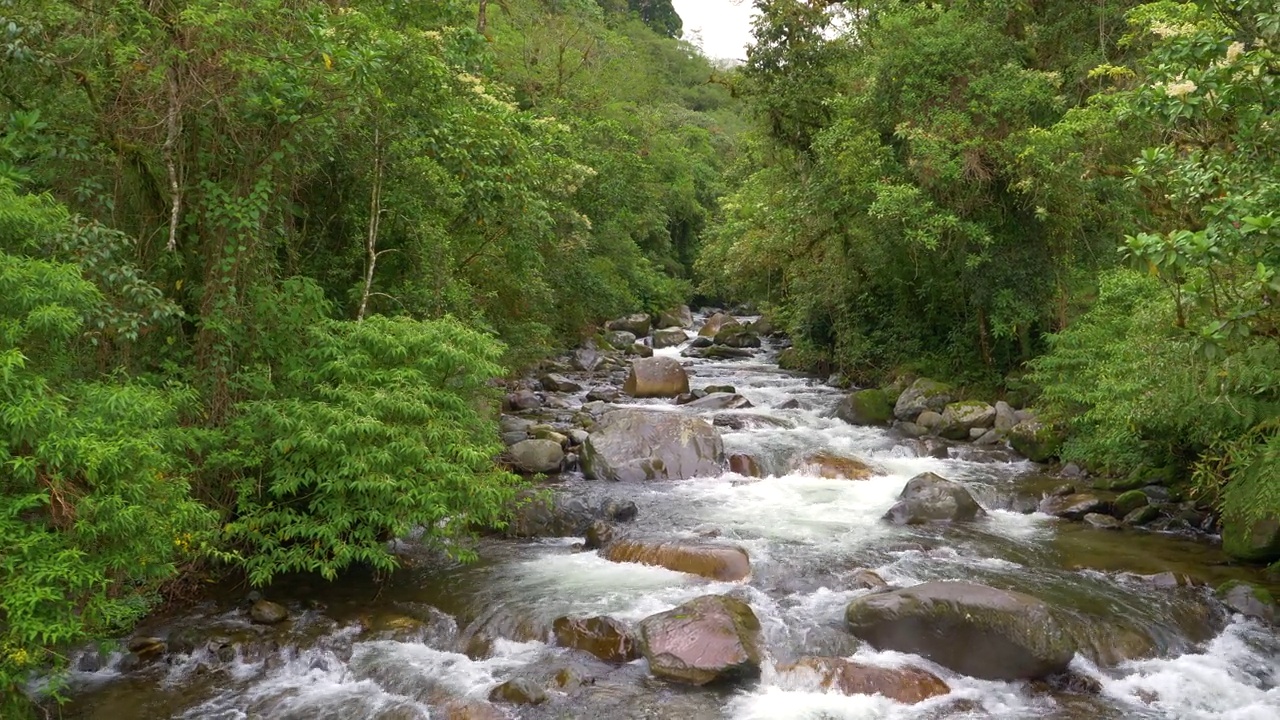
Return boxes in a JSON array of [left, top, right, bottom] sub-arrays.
[[1165, 78, 1197, 97], [1151, 21, 1195, 38]]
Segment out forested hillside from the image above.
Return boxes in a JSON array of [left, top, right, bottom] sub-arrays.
[[701, 0, 1277, 571], [0, 0, 739, 708]]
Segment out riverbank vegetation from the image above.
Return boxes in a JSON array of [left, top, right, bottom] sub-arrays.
[[700, 0, 1277, 563], [0, 0, 739, 709]]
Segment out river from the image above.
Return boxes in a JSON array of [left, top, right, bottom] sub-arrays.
[[59, 317, 1280, 719]]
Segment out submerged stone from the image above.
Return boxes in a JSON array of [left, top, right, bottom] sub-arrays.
[[845, 581, 1076, 680], [777, 657, 950, 704], [553, 616, 641, 663], [603, 539, 750, 581]]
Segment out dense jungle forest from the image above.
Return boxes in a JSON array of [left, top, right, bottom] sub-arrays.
[[1, 0, 1276, 715]]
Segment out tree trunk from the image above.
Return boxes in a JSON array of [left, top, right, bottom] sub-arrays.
[[357, 128, 383, 322]]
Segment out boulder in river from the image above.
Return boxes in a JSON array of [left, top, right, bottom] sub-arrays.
[[714, 326, 761, 348], [657, 305, 694, 329], [892, 378, 954, 422], [1008, 418, 1063, 462], [638, 594, 764, 685], [1039, 493, 1108, 520], [249, 599, 289, 625], [994, 400, 1018, 434], [845, 581, 1076, 680], [505, 389, 541, 412], [573, 347, 603, 372], [603, 330, 637, 350], [127, 636, 167, 661], [698, 312, 740, 338], [882, 472, 986, 525], [606, 313, 652, 337], [1083, 513, 1121, 530], [540, 373, 583, 393], [443, 700, 506, 720], [652, 327, 689, 349], [938, 401, 997, 440], [488, 677, 547, 705], [583, 520, 615, 550], [553, 616, 641, 663], [581, 410, 723, 482], [794, 451, 878, 480], [622, 356, 689, 398], [1222, 514, 1280, 563], [507, 439, 564, 475], [684, 392, 753, 411], [1216, 581, 1276, 624], [728, 453, 764, 477], [1123, 505, 1161, 527], [835, 389, 894, 426], [508, 492, 595, 537], [850, 568, 889, 591], [599, 497, 638, 522], [777, 657, 950, 704], [603, 539, 751, 581], [915, 410, 944, 434], [1113, 490, 1149, 517]]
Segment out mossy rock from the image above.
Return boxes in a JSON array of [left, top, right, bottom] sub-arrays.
[[1222, 514, 1280, 564], [892, 378, 955, 421], [835, 389, 894, 426], [777, 348, 807, 371], [1113, 490, 1149, 517], [1216, 579, 1275, 606], [1007, 419, 1063, 463], [1216, 580, 1276, 623], [1100, 465, 1181, 492], [1122, 505, 1161, 527]]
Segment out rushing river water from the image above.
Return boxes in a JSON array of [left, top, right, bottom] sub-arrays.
[[60, 321, 1280, 719]]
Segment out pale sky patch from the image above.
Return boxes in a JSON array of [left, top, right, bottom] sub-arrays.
[[672, 0, 758, 61]]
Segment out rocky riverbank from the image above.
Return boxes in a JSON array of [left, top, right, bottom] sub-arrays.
[[55, 309, 1280, 720]]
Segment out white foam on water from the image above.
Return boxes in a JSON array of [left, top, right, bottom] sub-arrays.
[[177, 645, 428, 720], [664, 473, 907, 549], [1096, 620, 1280, 719], [730, 646, 1055, 720], [488, 548, 750, 622]]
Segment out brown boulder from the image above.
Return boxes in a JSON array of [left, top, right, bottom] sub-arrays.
[[552, 616, 640, 663], [603, 539, 750, 581], [638, 595, 764, 685], [728, 453, 764, 477], [623, 356, 689, 398], [794, 451, 878, 480], [698, 312, 740, 337], [443, 700, 505, 720], [778, 657, 950, 704]]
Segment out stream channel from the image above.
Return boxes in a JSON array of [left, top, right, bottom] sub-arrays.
[[61, 314, 1280, 720]]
